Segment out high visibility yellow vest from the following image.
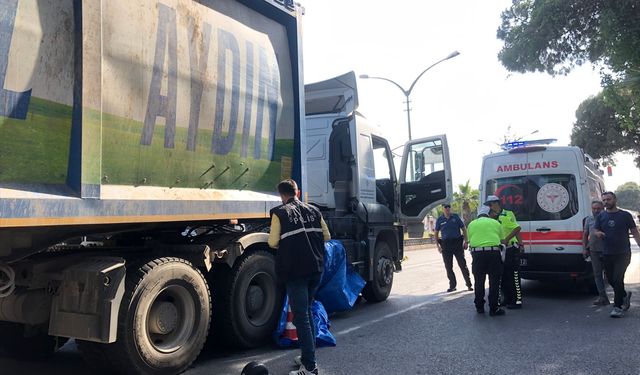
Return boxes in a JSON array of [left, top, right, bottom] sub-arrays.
[[468, 217, 502, 248]]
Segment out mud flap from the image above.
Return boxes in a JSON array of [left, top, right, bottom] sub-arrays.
[[48, 257, 125, 343]]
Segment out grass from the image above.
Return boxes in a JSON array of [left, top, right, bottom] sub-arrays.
[[0, 97, 72, 184], [0, 97, 294, 191]]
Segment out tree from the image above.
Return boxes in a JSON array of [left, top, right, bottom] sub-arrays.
[[497, 0, 640, 138], [615, 182, 640, 212], [452, 180, 480, 225], [570, 94, 640, 164]]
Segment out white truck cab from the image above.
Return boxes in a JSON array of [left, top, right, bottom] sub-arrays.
[[301, 71, 453, 302], [304, 72, 453, 237], [480, 142, 606, 280]]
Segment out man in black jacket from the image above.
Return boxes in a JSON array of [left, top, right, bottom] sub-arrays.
[[268, 179, 330, 375]]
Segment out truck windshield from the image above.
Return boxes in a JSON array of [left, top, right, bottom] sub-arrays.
[[485, 174, 579, 221]]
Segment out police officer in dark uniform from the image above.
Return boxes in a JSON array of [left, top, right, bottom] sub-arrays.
[[435, 203, 473, 292], [268, 179, 330, 375]]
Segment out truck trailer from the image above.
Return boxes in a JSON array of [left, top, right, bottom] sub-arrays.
[[0, 1, 452, 374]]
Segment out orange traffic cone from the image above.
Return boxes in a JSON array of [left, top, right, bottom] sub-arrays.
[[282, 304, 298, 341]]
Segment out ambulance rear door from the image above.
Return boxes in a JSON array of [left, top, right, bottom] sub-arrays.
[[482, 150, 531, 251], [523, 149, 583, 259]]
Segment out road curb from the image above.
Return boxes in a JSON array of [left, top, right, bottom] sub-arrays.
[[404, 242, 437, 252]]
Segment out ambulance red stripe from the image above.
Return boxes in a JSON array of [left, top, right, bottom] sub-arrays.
[[524, 241, 583, 246], [520, 231, 583, 241]]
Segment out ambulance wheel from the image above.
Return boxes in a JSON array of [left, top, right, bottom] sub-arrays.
[[79, 257, 211, 375], [362, 241, 394, 303], [215, 250, 282, 348]]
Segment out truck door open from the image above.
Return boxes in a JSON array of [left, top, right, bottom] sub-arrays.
[[397, 135, 453, 237]]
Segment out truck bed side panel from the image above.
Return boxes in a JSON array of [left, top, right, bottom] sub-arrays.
[[0, 0, 304, 256]]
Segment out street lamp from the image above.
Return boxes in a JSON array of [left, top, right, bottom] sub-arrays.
[[359, 50, 460, 141]]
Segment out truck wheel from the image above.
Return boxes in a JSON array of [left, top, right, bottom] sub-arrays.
[[0, 322, 67, 360], [214, 250, 282, 348], [79, 257, 211, 375], [362, 241, 394, 303]]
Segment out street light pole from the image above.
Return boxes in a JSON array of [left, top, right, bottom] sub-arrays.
[[360, 50, 460, 141], [405, 92, 412, 141]]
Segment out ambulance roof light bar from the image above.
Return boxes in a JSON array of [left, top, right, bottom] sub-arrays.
[[501, 138, 557, 151]]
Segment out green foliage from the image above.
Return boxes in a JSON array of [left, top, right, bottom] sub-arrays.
[[498, 0, 640, 77], [497, 0, 601, 75], [570, 94, 640, 164], [498, 0, 640, 148], [452, 180, 480, 224], [615, 181, 640, 212]]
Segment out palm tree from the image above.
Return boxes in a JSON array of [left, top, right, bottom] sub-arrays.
[[453, 180, 480, 225]]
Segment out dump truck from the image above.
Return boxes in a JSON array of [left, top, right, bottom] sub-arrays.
[[0, 1, 452, 374]]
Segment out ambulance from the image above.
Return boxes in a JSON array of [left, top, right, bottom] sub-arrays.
[[479, 141, 606, 281]]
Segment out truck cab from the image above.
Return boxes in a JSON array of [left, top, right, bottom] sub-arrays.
[[304, 72, 452, 300]]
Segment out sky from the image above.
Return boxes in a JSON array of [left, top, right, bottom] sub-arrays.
[[299, 0, 637, 192]]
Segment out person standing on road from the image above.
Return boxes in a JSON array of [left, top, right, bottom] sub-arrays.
[[582, 200, 609, 306], [268, 179, 331, 375], [593, 191, 640, 318], [434, 203, 473, 292], [484, 195, 523, 309], [467, 205, 505, 316]]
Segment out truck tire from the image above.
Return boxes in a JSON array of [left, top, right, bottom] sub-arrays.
[[0, 322, 67, 360], [213, 250, 282, 348], [362, 241, 394, 303], [79, 257, 211, 375]]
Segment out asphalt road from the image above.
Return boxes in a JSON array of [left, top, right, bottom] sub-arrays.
[[2, 245, 639, 375]]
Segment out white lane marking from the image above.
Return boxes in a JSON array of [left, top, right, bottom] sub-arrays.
[[213, 254, 455, 371], [335, 294, 444, 336], [244, 294, 450, 368]]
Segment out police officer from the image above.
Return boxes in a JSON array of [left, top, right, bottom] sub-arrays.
[[484, 195, 523, 309], [268, 179, 330, 375], [467, 205, 505, 316], [434, 203, 473, 292]]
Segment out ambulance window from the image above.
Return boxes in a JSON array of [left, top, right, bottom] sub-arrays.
[[486, 174, 579, 221], [527, 174, 579, 221], [485, 176, 528, 220]]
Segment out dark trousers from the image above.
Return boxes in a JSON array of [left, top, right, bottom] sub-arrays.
[[501, 246, 523, 305], [286, 273, 321, 371], [472, 251, 503, 311], [590, 251, 607, 299], [440, 237, 472, 288], [603, 252, 631, 308]]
